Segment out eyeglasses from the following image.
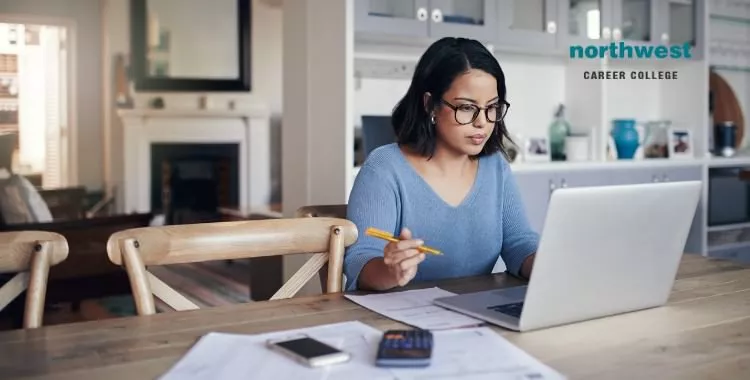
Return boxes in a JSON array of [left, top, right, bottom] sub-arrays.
[[440, 99, 510, 125]]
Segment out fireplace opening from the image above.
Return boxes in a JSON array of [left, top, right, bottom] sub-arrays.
[[151, 143, 239, 225]]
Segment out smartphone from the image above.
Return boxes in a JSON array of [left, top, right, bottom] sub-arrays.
[[266, 335, 351, 368]]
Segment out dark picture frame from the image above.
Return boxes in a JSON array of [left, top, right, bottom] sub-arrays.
[[129, 0, 251, 92]]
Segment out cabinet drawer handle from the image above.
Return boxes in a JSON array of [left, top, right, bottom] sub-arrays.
[[549, 179, 557, 196], [417, 7, 428, 21], [431, 8, 443, 23], [547, 21, 557, 34], [662, 174, 670, 182], [652, 175, 660, 183], [561, 179, 568, 188]]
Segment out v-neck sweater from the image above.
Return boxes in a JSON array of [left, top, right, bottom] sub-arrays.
[[344, 143, 540, 291]]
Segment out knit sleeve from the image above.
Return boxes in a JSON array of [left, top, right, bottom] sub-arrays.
[[499, 159, 540, 277], [343, 165, 401, 291]]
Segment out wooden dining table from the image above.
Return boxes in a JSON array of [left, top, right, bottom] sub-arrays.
[[1, 253, 749, 380]]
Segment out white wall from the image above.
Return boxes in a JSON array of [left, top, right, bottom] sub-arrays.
[[0, 0, 102, 190], [103, 0, 283, 210]]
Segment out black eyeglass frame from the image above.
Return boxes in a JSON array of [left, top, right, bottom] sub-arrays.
[[440, 99, 510, 125]]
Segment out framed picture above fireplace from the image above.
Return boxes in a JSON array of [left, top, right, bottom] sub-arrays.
[[129, 0, 251, 91]]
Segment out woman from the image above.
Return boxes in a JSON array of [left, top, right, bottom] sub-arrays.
[[345, 37, 539, 292]]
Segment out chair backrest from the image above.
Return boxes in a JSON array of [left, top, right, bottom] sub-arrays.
[[106, 217, 358, 316], [0, 230, 68, 328], [296, 205, 348, 293]]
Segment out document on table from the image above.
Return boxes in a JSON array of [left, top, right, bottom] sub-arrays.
[[390, 327, 567, 380], [159, 320, 392, 380], [344, 287, 484, 330], [159, 320, 567, 380]]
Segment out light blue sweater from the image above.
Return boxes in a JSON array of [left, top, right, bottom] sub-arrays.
[[344, 143, 540, 291]]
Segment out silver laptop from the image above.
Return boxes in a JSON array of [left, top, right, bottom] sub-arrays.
[[434, 181, 702, 332]]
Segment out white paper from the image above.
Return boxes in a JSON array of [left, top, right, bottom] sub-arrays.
[[385, 327, 567, 380], [344, 287, 484, 330], [160, 321, 566, 380], [159, 321, 393, 380]]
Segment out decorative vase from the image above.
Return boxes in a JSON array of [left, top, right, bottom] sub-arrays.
[[548, 104, 571, 161], [611, 119, 640, 159]]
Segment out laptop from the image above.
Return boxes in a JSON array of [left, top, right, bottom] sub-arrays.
[[433, 180, 702, 332]]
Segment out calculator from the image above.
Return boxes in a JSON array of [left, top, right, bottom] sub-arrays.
[[375, 329, 433, 368]]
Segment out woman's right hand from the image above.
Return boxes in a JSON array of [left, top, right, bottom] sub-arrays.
[[382, 228, 426, 287]]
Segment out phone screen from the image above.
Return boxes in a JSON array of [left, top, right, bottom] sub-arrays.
[[275, 337, 342, 359]]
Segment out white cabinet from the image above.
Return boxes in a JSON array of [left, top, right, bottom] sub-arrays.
[[355, 0, 497, 41], [513, 164, 705, 255], [514, 170, 553, 234], [513, 167, 614, 234], [495, 0, 559, 51]]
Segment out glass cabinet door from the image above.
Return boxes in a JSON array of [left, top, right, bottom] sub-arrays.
[[655, 0, 701, 59], [366, 0, 425, 20], [613, 0, 655, 43], [431, 0, 486, 26], [355, 0, 430, 38], [567, 0, 606, 41], [667, 0, 695, 46], [428, 0, 497, 41], [496, 0, 558, 50], [507, 0, 551, 34]]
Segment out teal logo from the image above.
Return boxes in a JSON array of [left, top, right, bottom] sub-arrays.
[[570, 42, 693, 59]]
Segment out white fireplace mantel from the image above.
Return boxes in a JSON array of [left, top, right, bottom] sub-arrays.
[[118, 106, 272, 215]]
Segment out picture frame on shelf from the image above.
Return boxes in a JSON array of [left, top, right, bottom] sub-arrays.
[[668, 128, 693, 159], [523, 136, 551, 162]]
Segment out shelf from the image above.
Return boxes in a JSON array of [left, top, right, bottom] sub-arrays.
[[708, 222, 750, 232], [708, 241, 750, 253], [710, 64, 750, 73], [0, 123, 18, 132], [510, 157, 709, 172], [710, 14, 750, 25]]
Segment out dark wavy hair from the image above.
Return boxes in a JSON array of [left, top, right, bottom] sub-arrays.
[[391, 37, 512, 159]]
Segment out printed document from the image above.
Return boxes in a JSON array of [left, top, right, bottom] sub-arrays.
[[159, 321, 393, 380], [158, 321, 566, 380], [344, 287, 484, 330], [388, 327, 566, 380]]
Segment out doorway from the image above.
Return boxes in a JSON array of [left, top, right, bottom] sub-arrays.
[[0, 21, 70, 188]]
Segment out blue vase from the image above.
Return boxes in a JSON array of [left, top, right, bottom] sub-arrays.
[[611, 119, 640, 159]]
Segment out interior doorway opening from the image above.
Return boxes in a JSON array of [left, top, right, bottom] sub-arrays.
[[0, 21, 70, 188]]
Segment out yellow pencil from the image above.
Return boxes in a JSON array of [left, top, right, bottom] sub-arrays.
[[365, 227, 442, 255]]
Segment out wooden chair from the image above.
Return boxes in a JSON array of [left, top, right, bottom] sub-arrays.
[[106, 217, 358, 316], [296, 205, 347, 219], [0, 231, 68, 328], [296, 205, 348, 293]]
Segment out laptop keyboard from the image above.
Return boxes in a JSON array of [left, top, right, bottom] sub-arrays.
[[487, 302, 524, 318]]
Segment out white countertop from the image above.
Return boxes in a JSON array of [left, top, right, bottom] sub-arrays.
[[509, 156, 750, 172], [352, 155, 750, 176]]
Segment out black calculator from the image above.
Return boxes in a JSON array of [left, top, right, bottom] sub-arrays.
[[375, 329, 433, 368]]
